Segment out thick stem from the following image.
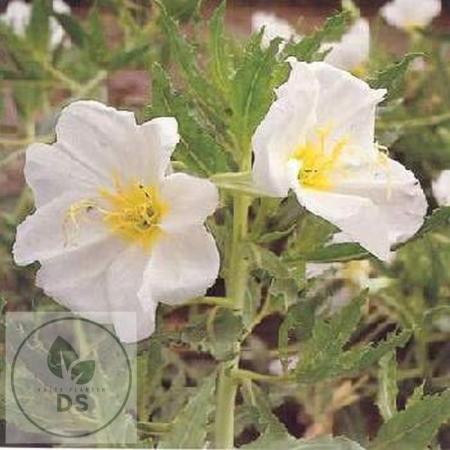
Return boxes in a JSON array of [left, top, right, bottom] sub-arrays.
[[214, 363, 239, 449], [214, 146, 251, 449]]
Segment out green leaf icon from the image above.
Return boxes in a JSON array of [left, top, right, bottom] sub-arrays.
[[47, 336, 79, 379], [70, 360, 96, 385]]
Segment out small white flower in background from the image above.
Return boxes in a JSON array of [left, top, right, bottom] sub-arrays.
[[251, 11, 300, 49], [252, 60, 427, 261], [432, 170, 450, 206], [323, 18, 370, 75], [0, 0, 70, 48], [381, 0, 441, 30], [13, 101, 220, 342]]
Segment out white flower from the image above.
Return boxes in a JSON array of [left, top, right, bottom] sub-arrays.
[[13, 101, 220, 342], [251, 11, 299, 49], [252, 60, 427, 261], [1, 0, 70, 48], [432, 170, 450, 206], [381, 0, 441, 30], [323, 18, 370, 75]]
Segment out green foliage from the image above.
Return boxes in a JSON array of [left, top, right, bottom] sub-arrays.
[[158, 375, 215, 449], [293, 295, 411, 383], [377, 353, 398, 421], [369, 390, 450, 450], [284, 10, 352, 62], [147, 63, 231, 175]]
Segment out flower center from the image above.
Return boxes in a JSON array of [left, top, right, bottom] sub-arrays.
[[291, 127, 348, 190], [99, 181, 168, 249]]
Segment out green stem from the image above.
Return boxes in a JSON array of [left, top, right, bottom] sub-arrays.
[[214, 145, 252, 449], [231, 368, 293, 384], [186, 296, 237, 309]]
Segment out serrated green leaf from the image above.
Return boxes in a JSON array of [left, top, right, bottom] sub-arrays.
[[108, 43, 150, 70], [87, 7, 107, 65], [53, 13, 86, 48], [242, 385, 365, 449], [245, 243, 291, 279], [159, 0, 201, 23], [377, 352, 398, 421], [147, 63, 230, 175], [369, 390, 450, 450], [369, 53, 423, 100], [158, 375, 215, 449], [208, 1, 232, 92], [284, 10, 351, 62], [230, 32, 281, 149]]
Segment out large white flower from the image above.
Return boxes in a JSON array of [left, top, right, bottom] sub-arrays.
[[251, 11, 299, 49], [381, 0, 441, 30], [13, 101, 220, 342], [432, 170, 450, 206], [252, 60, 427, 261], [323, 18, 370, 75], [1, 0, 70, 48]]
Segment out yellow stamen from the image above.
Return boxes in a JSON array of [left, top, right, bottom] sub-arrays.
[[99, 180, 168, 249], [291, 126, 349, 190]]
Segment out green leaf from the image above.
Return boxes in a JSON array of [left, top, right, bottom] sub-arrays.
[[147, 63, 230, 175], [306, 243, 370, 263], [245, 243, 291, 279], [47, 336, 79, 379], [208, 1, 232, 92], [230, 32, 282, 149], [159, 0, 201, 23], [369, 53, 423, 100], [53, 13, 86, 48], [70, 360, 95, 385], [26, 0, 50, 55], [0, 297, 6, 315], [158, 375, 215, 449], [87, 7, 108, 65], [377, 352, 398, 421], [369, 390, 450, 450], [242, 385, 365, 449], [284, 10, 351, 62], [108, 43, 150, 70]]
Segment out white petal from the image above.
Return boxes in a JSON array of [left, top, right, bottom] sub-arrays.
[[381, 0, 441, 29], [251, 11, 298, 49], [13, 193, 109, 265], [138, 117, 180, 182], [24, 143, 100, 208], [432, 170, 450, 206], [106, 246, 156, 342], [138, 226, 220, 307], [1, 0, 31, 36], [252, 61, 318, 197], [294, 186, 392, 260], [308, 62, 385, 153], [35, 236, 124, 316], [55, 101, 179, 187], [324, 19, 370, 72], [159, 173, 219, 232], [333, 157, 427, 246]]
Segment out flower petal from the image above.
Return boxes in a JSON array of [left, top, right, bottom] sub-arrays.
[[333, 157, 427, 246], [13, 193, 109, 265], [308, 62, 385, 153], [159, 173, 219, 232], [381, 0, 441, 29], [138, 226, 220, 307], [24, 143, 100, 208], [432, 170, 450, 206], [252, 61, 318, 197], [251, 12, 298, 49], [55, 101, 179, 186], [294, 186, 392, 260], [106, 245, 156, 342], [324, 19, 370, 72]]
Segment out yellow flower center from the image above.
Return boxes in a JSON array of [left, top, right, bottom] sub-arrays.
[[291, 127, 348, 190], [99, 181, 168, 249]]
